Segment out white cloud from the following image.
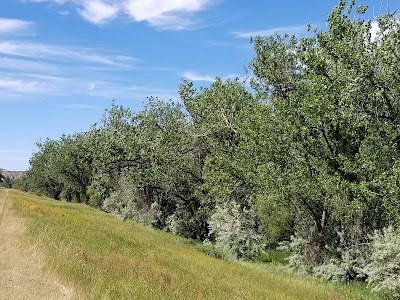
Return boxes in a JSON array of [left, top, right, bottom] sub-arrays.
[[78, 1, 119, 24], [125, 0, 207, 21], [0, 73, 84, 100], [85, 82, 178, 100], [0, 38, 175, 102], [0, 78, 58, 99], [0, 69, 178, 102], [182, 70, 245, 83], [0, 40, 139, 101], [182, 70, 214, 82], [0, 57, 58, 73], [55, 103, 102, 110], [0, 41, 136, 67], [124, 0, 211, 30], [0, 79, 45, 93], [0, 18, 33, 35], [0, 73, 73, 99], [0, 15, 177, 103], [22, 0, 213, 29], [234, 24, 307, 39]]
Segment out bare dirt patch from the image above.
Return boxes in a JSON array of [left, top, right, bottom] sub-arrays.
[[0, 189, 75, 300]]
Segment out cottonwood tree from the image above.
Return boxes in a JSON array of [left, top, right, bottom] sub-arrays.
[[250, 0, 400, 268]]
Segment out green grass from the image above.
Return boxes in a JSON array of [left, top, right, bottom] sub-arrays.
[[7, 189, 384, 300]]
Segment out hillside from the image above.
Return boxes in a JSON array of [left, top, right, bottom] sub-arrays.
[[0, 189, 380, 300], [0, 170, 25, 180]]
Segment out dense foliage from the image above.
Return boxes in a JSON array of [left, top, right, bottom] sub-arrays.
[[0, 170, 13, 188], [20, 1, 400, 297]]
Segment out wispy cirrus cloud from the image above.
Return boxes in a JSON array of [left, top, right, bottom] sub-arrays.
[[0, 78, 51, 94], [233, 24, 308, 39], [21, 0, 215, 29], [182, 70, 245, 83], [55, 103, 103, 110], [182, 70, 214, 82], [0, 57, 58, 73], [0, 73, 74, 100], [0, 18, 34, 35], [0, 71, 101, 100], [0, 37, 141, 101], [85, 82, 178, 100], [0, 69, 178, 102], [0, 41, 136, 67]]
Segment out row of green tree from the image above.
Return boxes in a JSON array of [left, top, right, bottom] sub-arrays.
[[16, 1, 400, 297]]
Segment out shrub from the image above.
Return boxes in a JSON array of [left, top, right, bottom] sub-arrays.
[[102, 176, 161, 226], [279, 234, 369, 281], [364, 226, 400, 298], [278, 236, 313, 275], [208, 202, 264, 260]]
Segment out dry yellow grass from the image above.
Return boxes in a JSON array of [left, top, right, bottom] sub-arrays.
[[4, 189, 382, 300]]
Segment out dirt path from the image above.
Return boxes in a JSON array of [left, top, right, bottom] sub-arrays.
[[0, 189, 74, 300]]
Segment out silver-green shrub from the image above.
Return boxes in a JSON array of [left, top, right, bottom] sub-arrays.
[[102, 176, 160, 226], [278, 236, 313, 275], [208, 202, 264, 260], [279, 234, 369, 281], [364, 226, 400, 298], [313, 244, 369, 282]]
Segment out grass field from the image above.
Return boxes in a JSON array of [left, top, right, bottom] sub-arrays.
[[5, 189, 384, 300]]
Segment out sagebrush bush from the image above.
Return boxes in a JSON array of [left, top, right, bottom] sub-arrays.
[[208, 202, 264, 260], [313, 245, 369, 282], [278, 236, 313, 275], [364, 226, 400, 298], [102, 176, 161, 226], [279, 234, 369, 281]]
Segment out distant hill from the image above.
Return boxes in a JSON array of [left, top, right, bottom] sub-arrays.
[[1, 169, 25, 180]]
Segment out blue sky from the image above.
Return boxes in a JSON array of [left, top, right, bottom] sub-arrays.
[[0, 0, 392, 170]]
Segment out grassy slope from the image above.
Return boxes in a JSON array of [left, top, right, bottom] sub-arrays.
[[6, 189, 382, 300]]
